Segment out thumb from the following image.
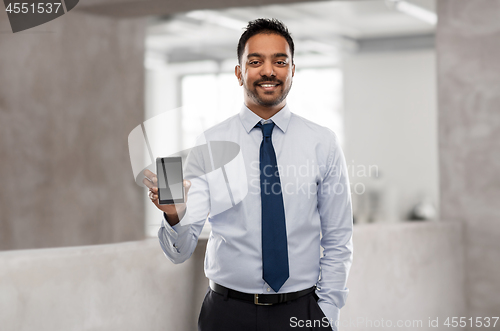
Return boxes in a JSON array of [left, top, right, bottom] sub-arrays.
[[183, 180, 191, 201]]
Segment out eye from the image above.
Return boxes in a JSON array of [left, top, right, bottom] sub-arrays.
[[249, 60, 260, 65], [276, 61, 287, 65]]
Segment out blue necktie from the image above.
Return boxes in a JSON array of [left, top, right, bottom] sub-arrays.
[[256, 121, 289, 292]]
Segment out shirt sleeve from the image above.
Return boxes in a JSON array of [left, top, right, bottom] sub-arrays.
[[315, 131, 354, 331], [158, 138, 211, 264]]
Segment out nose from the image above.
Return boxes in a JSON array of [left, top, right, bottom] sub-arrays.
[[260, 61, 275, 77]]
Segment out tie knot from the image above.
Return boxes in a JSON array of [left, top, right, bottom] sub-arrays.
[[256, 122, 275, 139]]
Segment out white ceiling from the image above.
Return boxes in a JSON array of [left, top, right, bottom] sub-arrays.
[[146, 0, 435, 65]]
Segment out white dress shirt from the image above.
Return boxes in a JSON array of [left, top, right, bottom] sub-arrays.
[[158, 104, 353, 329]]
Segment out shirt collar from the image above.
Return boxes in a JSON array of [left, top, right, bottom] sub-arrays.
[[239, 104, 291, 134]]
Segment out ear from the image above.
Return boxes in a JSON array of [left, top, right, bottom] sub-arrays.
[[235, 65, 243, 86], [292, 63, 295, 77]]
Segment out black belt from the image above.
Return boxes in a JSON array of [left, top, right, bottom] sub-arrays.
[[209, 280, 315, 306]]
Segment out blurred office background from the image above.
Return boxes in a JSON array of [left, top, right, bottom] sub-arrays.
[[142, 0, 438, 236], [1, 0, 499, 330]]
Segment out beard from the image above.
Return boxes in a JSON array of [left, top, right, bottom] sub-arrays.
[[243, 77, 293, 107]]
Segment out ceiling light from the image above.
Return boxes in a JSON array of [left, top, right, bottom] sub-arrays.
[[386, 0, 437, 25], [186, 10, 246, 31]]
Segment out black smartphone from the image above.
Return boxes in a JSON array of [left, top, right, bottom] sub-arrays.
[[156, 156, 185, 205]]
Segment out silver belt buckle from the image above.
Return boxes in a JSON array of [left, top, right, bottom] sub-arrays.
[[254, 294, 273, 306]]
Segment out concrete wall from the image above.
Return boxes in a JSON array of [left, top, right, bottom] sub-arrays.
[[0, 222, 464, 331], [437, 0, 500, 322], [0, 11, 146, 250], [0, 238, 209, 331], [343, 49, 439, 222], [342, 222, 465, 331]]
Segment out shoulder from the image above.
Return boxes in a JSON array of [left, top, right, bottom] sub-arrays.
[[205, 114, 240, 135], [289, 112, 340, 146], [195, 114, 241, 144]]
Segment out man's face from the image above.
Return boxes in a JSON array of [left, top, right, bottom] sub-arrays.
[[235, 33, 295, 111]]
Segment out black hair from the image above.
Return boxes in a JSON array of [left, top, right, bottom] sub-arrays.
[[237, 18, 294, 64]]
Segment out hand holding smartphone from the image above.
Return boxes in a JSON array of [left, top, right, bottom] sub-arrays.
[[143, 157, 189, 226], [156, 156, 185, 205]]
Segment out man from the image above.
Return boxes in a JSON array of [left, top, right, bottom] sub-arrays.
[[144, 18, 353, 331]]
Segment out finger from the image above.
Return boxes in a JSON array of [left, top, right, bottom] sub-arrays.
[[149, 191, 158, 202], [144, 169, 156, 178], [149, 187, 158, 193], [145, 174, 157, 184], [143, 177, 155, 189], [183, 180, 191, 201]]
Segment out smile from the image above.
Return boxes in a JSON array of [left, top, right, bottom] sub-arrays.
[[257, 83, 280, 91]]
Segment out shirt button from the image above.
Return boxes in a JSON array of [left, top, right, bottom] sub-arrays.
[[267, 288, 271, 292]]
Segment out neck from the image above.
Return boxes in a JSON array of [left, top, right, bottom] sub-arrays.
[[246, 102, 286, 120]]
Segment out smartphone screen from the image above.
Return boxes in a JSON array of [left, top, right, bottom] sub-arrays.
[[156, 157, 184, 204]]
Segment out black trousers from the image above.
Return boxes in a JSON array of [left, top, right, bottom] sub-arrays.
[[198, 287, 332, 331]]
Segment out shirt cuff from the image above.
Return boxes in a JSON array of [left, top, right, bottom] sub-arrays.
[[161, 212, 190, 244], [317, 300, 340, 331]]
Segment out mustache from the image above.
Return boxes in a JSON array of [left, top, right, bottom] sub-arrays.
[[253, 78, 282, 86]]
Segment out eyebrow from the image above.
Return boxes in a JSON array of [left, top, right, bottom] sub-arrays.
[[247, 52, 289, 59]]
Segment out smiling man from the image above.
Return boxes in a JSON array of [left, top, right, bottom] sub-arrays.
[[144, 18, 353, 331]]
